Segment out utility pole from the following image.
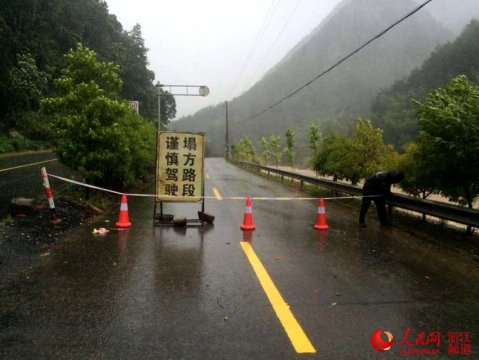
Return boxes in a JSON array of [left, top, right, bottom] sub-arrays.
[[225, 101, 229, 160]]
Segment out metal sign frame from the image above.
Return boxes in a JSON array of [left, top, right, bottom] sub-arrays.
[[154, 131, 206, 226]]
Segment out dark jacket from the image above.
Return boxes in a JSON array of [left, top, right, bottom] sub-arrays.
[[363, 170, 404, 196]]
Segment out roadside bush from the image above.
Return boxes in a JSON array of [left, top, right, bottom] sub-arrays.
[[312, 119, 399, 184], [13, 112, 53, 143], [0, 133, 44, 154], [0, 135, 15, 153]]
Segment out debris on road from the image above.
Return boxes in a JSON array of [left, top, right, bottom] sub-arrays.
[[92, 227, 110, 235], [173, 216, 187, 227], [51, 218, 62, 225], [0, 199, 96, 282], [198, 211, 215, 224], [10, 197, 37, 216]]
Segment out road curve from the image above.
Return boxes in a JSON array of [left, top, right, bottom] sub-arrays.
[[0, 151, 75, 218]]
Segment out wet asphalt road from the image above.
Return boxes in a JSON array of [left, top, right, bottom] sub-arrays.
[[1, 158, 478, 359], [0, 152, 75, 218]]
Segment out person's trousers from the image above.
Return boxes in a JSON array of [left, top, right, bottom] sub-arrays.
[[359, 196, 388, 225]]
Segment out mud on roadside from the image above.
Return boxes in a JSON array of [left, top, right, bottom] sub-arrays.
[[0, 199, 97, 284]]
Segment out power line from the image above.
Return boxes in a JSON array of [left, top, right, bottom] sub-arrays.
[[233, 0, 434, 125], [227, 0, 280, 99], [244, 0, 303, 91]]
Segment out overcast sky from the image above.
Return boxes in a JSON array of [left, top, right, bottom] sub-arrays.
[[105, 0, 341, 119]]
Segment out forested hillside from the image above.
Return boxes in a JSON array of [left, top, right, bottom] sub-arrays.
[[0, 0, 173, 150], [171, 0, 452, 156], [371, 19, 479, 147]]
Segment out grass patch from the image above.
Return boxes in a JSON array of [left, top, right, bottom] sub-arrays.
[[0, 134, 47, 154], [55, 183, 118, 214]]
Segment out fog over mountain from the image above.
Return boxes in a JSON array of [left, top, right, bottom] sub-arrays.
[[421, 0, 479, 35], [171, 0, 466, 156], [370, 18, 479, 147]]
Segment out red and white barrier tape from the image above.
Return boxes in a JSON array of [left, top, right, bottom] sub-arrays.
[[47, 173, 379, 201]]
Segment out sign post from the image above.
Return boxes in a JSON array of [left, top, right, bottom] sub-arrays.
[[154, 131, 206, 226], [154, 83, 210, 226]]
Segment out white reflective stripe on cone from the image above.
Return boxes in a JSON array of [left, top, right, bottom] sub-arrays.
[[245, 207, 252, 214], [120, 203, 128, 211], [317, 207, 325, 214]]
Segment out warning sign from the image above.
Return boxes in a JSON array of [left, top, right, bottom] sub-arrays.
[[129, 100, 139, 114], [156, 131, 204, 202]]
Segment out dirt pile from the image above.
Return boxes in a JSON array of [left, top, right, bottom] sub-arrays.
[[0, 200, 95, 282]]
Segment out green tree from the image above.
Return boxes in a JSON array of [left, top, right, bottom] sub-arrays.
[[259, 136, 270, 165], [8, 52, 48, 112], [345, 119, 398, 185], [270, 135, 282, 167], [3, 52, 48, 131], [308, 122, 322, 153], [120, 24, 177, 123], [231, 143, 238, 160], [312, 132, 351, 181], [308, 121, 322, 170], [414, 75, 479, 210], [158, 87, 177, 128], [284, 127, 296, 169], [312, 120, 398, 184], [234, 136, 255, 162], [41, 43, 155, 187], [0, 1, 174, 138], [397, 142, 436, 200], [397, 142, 437, 221], [120, 24, 156, 118]]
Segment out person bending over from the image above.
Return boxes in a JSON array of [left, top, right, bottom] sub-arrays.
[[359, 170, 404, 227]]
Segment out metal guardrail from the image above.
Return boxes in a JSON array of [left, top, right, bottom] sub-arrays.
[[232, 160, 479, 228]]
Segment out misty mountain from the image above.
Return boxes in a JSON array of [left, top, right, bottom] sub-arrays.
[[421, 0, 479, 35], [371, 19, 479, 147], [171, 0, 453, 156]]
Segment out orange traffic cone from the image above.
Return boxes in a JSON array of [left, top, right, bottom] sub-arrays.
[[240, 196, 256, 230], [116, 194, 132, 228], [313, 198, 329, 230], [242, 229, 254, 243]]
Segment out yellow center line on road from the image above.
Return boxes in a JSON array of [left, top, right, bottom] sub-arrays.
[[240, 241, 316, 354], [212, 187, 222, 200], [0, 158, 57, 173]]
